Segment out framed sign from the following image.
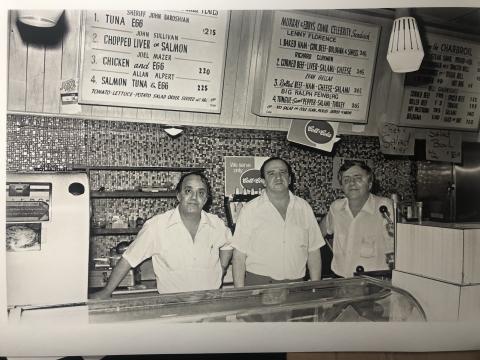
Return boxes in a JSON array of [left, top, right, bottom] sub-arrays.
[[399, 32, 480, 131], [79, 10, 230, 113], [252, 10, 380, 123]]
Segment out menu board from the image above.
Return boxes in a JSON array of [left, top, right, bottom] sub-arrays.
[[399, 32, 480, 131], [79, 10, 229, 113], [252, 11, 380, 123]]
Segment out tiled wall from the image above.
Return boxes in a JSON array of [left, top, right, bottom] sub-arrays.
[[7, 114, 416, 259]]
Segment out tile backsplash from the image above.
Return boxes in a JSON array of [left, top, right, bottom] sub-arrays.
[[7, 114, 416, 259]]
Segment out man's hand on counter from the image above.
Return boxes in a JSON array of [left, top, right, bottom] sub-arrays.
[[89, 288, 113, 300]]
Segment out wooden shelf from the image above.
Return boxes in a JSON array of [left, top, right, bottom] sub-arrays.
[[92, 228, 140, 235], [91, 190, 177, 198]]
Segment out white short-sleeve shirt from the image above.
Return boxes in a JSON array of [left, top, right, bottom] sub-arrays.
[[231, 190, 325, 280], [324, 194, 394, 277], [123, 207, 232, 293]]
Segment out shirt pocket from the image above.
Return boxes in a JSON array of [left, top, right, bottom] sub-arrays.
[[160, 242, 185, 270], [287, 223, 309, 255], [359, 235, 377, 258]]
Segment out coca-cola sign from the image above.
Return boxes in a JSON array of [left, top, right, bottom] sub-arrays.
[[240, 169, 264, 191], [305, 120, 334, 145]]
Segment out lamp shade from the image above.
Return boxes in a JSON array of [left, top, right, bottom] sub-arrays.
[[17, 10, 64, 28], [387, 16, 424, 73]]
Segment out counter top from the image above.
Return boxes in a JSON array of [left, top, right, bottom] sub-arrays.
[[398, 221, 480, 230]]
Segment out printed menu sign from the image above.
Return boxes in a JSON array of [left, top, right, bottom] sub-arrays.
[[252, 11, 380, 123], [287, 119, 340, 152], [399, 32, 480, 131], [426, 130, 462, 163], [79, 10, 229, 113], [224, 156, 268, 196]]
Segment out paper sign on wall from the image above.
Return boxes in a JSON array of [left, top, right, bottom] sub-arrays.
[[426, 130, 462, 163], [287, 119, 340, 152], [224, 156, 269, 196], [379, 123, 415, 156]]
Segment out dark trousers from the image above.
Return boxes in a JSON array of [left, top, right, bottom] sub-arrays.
[[245, 271, 304, 286]]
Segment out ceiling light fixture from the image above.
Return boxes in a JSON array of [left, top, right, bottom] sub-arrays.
[[164, 127, 184, 138], [17, 10, 64, 28], [387, 9, 424, 73]]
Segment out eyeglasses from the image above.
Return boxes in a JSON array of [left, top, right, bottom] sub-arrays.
[[341, 175, 368, 185]]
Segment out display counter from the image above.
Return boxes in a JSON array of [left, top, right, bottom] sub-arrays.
[[87, 277, 425, 323]]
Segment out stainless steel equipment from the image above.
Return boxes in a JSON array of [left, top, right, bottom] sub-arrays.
[[417, 142, 480, 222]]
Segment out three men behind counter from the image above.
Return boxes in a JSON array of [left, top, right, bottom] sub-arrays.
[[91, 158, 394, 299]]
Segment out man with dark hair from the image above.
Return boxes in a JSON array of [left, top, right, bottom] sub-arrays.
[[232, 157, 324, 287], [91, 171, 232, 299], [320, 160, 394, 278]]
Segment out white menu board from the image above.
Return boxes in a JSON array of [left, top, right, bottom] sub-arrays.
[[399, 32, 480, 131], [79, 10, 229, 113], [252, 11, 380, 123]]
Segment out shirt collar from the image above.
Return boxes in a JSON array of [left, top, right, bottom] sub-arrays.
[[341, 193, 375, 215], [167, 206, 213, 228], [259, 189, 295, 204]]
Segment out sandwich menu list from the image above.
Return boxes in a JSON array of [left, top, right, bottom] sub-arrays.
[[79, 10, 229, 113], [399, 32, 480, 131], [252, 11, 380, 123]]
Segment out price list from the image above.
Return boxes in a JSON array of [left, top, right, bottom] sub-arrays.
[[252, 11, 380, 123], [400, 32, 480, 131], [79, 10, 229, 113]]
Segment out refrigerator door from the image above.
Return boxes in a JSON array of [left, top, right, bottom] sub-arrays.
[[6, 172, 90, 307], [455, 142, 480, 222]]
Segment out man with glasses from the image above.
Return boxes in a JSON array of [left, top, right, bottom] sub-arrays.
[[320, 160, 394, 278], [231, 157, 324, 287], [91, 171, 232, 299]]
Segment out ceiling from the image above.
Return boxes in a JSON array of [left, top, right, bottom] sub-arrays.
[[409, 7, 480, 33]]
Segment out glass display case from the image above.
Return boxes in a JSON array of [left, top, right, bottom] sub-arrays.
[[88, 276, 426, 323]]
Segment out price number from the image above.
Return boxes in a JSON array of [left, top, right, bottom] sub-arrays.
[[197, 85, 209, 92], [199, 67, 211, 75], [202, 28, 216, 36]]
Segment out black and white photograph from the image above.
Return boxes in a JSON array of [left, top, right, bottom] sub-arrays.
[[2, 1, 480, 358]]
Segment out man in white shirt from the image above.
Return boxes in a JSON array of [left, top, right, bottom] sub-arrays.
[[91, 172, 233, 299], [320, 160, 394, 278], [231, 157, 324, 287]]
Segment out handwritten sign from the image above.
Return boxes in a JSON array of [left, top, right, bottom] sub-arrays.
[[287, 119, 340, 152], [426, 130, 462, 163], [252, 11, 380, 123], [400, 32, 480, 131], [79, 10, 229, 113], [379, 123, 415, 156]]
